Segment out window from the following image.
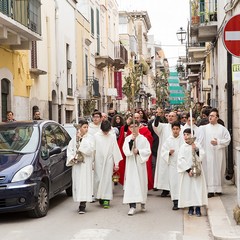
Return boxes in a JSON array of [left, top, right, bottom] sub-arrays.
[[85, 54, 88, 85], [1, 79, 10, 122], [66, 44, 72, 96], [96, 8, 100, 53], [31, 41, 37, 68], [91, 8, 94, 36]]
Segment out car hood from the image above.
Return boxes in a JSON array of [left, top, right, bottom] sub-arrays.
[[0, 152, 36, 173]]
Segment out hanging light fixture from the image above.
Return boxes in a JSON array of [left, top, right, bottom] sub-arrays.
[[176, 27, 187, 44]]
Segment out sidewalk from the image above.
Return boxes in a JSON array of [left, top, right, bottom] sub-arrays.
[[183, 181, 240, 240], [207, 181, 240, 240]]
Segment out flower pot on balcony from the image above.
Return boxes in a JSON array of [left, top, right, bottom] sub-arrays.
[[192, 16, 200, 25]]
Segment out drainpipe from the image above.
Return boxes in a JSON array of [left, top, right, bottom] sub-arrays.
[[55, 0, 60, 122], [225, 52, 234, 180]]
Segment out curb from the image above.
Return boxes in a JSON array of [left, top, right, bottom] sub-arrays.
[[208, 197, 240, 240]]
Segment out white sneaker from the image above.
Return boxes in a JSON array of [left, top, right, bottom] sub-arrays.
[[141, 204, 146, 212], [128, 207, 136, 216]]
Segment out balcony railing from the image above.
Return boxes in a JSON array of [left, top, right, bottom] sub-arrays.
[[199, 1, 217, 24], [0, 0, 41, 35], [190, 0, 217, 25], [114, 43, 128, 67]]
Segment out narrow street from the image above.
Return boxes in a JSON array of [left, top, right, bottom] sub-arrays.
[[0, 184, 212, 240]]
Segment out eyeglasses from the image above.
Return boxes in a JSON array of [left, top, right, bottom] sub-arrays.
[[181, 116, 187, 119]]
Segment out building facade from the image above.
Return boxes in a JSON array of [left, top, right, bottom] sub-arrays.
[[0, 0, 42, 121]]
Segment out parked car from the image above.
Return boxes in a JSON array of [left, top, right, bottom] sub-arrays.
[[62, 123, 76, 139], [0, 120, 72, 217]]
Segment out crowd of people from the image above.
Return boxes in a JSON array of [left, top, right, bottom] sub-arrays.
[[67, 104, 231, 217], [3, 105, 231, 217]]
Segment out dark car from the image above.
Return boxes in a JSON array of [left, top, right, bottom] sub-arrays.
[[0, 120, 72, 217]]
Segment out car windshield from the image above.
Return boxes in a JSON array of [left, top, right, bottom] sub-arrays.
[[0, 125, 39, 153]]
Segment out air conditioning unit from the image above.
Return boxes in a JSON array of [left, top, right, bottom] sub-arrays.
[[67, 60, 72, 69]]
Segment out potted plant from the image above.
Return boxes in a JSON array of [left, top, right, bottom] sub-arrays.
[[191, 0, 200, 24], [209, 11, 217, 22]]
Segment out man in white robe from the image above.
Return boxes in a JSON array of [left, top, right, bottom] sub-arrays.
[[177, 128, 208, 217], [123, 120, 151, 216], [161, 121, 184, 210], [94, 120, 122, 208], [153, 108, 180, 197], [198, 108, 231, 197], [66, 119, 95, 214]]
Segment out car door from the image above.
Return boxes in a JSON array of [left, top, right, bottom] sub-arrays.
[[48, 123, 71, 194]]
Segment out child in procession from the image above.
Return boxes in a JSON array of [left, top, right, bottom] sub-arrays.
[[161, 121, 184, 210], [122, 120, 151, 216], [177, 128, 208, 217], [66, 119, 95, 214], [94, 120, 122, 209]]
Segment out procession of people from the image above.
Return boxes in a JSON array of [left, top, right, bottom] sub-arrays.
[[67, 104, 231, 217]]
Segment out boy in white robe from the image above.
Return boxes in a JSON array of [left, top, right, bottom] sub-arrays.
[[122, 120, 151, 216], [66, 119, 94, 214], [177, 128, 208, 217], [161, 121, 184, 210], [94, 120, 122, 209]]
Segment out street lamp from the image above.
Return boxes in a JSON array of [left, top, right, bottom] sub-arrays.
[[176, 26, 190, 109], [176, 27, 187, 44]]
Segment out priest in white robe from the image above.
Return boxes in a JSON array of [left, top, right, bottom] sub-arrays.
[[94, 120, 122, 208], [122, 120, 151, 216], [153, 108, 180, 197], [66, 119, 95, 214], [198, 108, 231, 197]]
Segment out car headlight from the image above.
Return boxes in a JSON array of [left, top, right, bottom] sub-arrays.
[[12, 165, 34, 183]]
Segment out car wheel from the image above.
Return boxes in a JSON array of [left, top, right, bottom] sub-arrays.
[[28, 182, 49, 218], [66, 185, 72, 197]]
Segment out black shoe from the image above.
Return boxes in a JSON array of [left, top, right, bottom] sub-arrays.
[[99, 199, 104, 205], [161, 190, 170, 197], [208, 192, 214, 198], [172, 200, 179, 210], [153, 188, 159, 191], [215, 192, 222, 196], [188, 207, 194, 216], [195, 207, 201, 217], [78, 206, 86, 214]]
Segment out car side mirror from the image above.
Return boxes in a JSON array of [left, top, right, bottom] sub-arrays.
[[49, 147, 61, 156]]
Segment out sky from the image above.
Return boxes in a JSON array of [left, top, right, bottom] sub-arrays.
[[117, 0, 190, 69]]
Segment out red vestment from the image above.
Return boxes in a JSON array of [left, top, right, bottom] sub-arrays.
[[117, 125, 153, 190]]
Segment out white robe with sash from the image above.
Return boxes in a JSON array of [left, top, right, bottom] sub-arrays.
[[153, 122, 182, 190], [66, 133, 94, 202], [198, 123, 231, 193], [122, 134, 151, 204], [177, 142, 208, 208], [94, 131, 122, 200], [161, 135, 184, 200]]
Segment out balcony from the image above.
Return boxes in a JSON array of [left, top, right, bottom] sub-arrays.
[[86, 76, 101, 98], [190, 0, 218, 43], [0, 0, 41, 50], [95, 39, 114, 69], [186, 61, 202, 73], [186, 61, 202, 83], [188, 44, 206, 62], [187, 73, 200, 83], [113, 43, 128, 70]]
